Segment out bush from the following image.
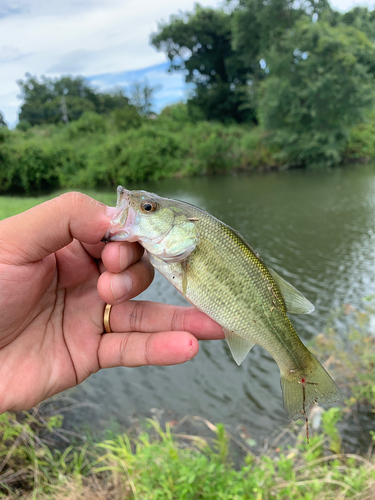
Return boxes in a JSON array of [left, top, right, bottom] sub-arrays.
[[111, 105, 142, 131], [346, 110, 375, 159], [16, 120, 32, 132], [84, 125, 182, 187], [0, 141, 87, 194], [67, 112, 107, 139]]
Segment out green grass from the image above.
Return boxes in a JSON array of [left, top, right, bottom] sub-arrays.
[[1, 406, 374, 500], [0, 190, 117, 221]]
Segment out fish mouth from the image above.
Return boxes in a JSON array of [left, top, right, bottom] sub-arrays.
[[104, 186, 136, 241]]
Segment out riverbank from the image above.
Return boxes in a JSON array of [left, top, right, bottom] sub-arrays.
[[1, 405, 374, 499], [1, 108, 375, 195], [1, 299, 375, 499]]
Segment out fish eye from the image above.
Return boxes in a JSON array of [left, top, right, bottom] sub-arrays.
[[141, 200, 158, 213]]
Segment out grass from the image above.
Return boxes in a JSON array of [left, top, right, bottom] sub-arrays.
[[0, 405, 375, 500], [0, 190, 117, 221]]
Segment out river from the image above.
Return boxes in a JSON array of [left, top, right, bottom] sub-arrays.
[[67, 164, 375, 446]]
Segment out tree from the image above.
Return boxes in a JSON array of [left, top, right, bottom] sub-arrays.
[[96, 88, 130, 114], [17, 74, 131, 126], [231, 0, 331, 68], [0, 111, 7, 128], [341, 6, 375, 42], [258, 20, 375, 166], [151, 5, 252, 123], [130, 80, 160, 117]]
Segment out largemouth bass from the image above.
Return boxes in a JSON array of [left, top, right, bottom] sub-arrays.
[[106, 186, 339, 421]]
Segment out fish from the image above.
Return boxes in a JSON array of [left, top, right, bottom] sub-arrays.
[[105, 186, 339, 423]]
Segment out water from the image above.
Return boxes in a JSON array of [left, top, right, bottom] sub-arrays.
[[68, 164, 375, 444]]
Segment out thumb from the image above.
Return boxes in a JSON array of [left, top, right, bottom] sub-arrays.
[[0, 192, 114, 263]]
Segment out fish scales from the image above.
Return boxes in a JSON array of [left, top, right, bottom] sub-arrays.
[[106, 187, 340, 421], [157, 210, 310, 372]]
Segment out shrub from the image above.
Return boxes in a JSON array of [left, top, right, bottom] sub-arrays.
[[67, 112, 107, 139], [111, 105, 142, 131], [85, 125, 183, 187]]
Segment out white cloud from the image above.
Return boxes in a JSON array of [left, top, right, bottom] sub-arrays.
[[0, 0, 373, 127], [0, 0, 221, 126]]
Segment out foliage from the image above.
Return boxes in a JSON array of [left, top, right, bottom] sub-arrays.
[[258, 20, 375, 167], [0, 111, 7, 128], [0, 114, 275, 194], [1, 406, 375, 499], [341, 6, 375, 45], [311, 297, 375, 411], [111, 105, 143, 131], [17, 74, 132, 126], [346, 109, 375, 159], [151, 5, 252, 123], [160, 102, 192, 123], [2, 102, 375, 195], [151, 1, 375, 164], [151, 0, 332, 126], [66, 112, 107, 139], [231, 0, 331, 75], [0, 408, 91, 497], [129, 81, 160, 117]]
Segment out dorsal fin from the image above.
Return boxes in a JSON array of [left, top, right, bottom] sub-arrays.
[[269, 268, 315, 315]]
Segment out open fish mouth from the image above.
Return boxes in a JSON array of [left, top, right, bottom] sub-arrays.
[[104, 186, 135, 241]]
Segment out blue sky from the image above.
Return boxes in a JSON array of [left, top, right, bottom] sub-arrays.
[[0, 0, 373, 127]]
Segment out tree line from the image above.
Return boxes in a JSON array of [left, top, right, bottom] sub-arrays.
[[14, 74, 157, 129], [151, 0, 375, 166]]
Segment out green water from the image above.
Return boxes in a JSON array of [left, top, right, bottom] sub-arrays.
[[3, 164, 375, 444]]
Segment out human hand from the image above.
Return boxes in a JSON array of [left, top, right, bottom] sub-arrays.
[[0, 192, 224, 412]]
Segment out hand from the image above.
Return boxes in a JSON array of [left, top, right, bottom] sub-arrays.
[[0, 192, 224, 412]]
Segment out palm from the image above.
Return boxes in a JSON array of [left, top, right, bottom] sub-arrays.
[[0, 239, 105, 410]]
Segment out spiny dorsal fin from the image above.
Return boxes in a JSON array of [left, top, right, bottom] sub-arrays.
[[223, 328, 254, 365], [269, 268, 315, 315]]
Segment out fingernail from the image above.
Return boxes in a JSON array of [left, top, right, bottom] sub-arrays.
[[110, 272, 133, 302], [106, 206, 116, 218]]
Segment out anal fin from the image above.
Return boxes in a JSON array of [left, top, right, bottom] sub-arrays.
[[224, 328, 254, 366]]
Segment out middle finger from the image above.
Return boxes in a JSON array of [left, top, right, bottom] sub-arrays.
[[97, 256, 154, 305]]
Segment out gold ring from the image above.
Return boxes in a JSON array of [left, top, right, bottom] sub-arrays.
[[103, 304, 112, 333]]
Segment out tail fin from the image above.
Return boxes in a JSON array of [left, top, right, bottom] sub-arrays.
[[280, 353, 340, 420]]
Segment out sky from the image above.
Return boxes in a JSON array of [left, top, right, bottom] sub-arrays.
[[0, 0, 374, 127]]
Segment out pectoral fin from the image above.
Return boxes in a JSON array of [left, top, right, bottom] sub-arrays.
[[269, 269, 315, 315], [224, 328, 254, 366]]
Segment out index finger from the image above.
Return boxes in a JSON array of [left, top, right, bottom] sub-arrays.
[[0, 192, 113, 263]]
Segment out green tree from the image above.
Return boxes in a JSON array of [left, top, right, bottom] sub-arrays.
[[130, 80, 160, 117], [17, 74, 131, 126], [0, 111, 7, 128], [231, 0, 332, 115], [258, 20, 375, 166], [151, 5, 251, 123], [231, 0, 331, 68], [341, 6, 375, 42], [96, 88, 130, 114]]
